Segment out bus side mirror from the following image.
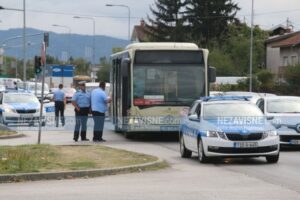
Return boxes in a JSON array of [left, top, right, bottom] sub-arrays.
[[209, 67, 216, 83]]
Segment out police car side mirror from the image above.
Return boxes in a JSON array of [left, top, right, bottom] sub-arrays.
[[188, 114, 200, 122]]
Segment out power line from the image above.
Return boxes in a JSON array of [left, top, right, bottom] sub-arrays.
[[27, 9, 140, 19]]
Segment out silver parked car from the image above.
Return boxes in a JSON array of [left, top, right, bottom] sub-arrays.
[[256, 96, 300, 146]]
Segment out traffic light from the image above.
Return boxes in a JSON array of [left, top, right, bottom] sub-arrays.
[[34, 56, 42, 74]]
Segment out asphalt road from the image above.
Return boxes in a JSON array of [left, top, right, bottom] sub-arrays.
[[0, 104, 300, 200]]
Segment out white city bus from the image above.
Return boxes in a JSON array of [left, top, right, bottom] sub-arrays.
[[110, 42, 215, 136]]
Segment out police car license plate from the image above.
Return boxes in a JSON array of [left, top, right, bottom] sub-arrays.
[[20, 114, 33, 119], [234, 142, 258, 148], [290, 140, 300, 145]]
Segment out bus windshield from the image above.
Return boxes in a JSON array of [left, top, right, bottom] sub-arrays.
[[133, 65, 205, 106]]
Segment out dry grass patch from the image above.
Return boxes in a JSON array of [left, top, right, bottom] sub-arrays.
[[0, 130, 17, 137], [0, 145, 160, 174]]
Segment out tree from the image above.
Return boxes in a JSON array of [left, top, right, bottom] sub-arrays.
[[97, 57, 110, 82], [71, 58, 90, 75], [112, 47, 124, 54], [146, 0, 188, 42], [217, 23, 269, 76], [209, 48, 236, 76], [186, 0, 240, 47]]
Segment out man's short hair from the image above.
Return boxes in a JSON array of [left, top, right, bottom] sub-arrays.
[[59, 84, 63, 88], [100, 81, 106, 89], [78, 81, 86, 86]]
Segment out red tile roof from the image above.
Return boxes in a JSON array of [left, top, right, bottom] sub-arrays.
[[272, 32, 300, 48]]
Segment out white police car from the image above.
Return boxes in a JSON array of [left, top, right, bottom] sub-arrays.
[[256, 96, 300, 146], [179, 96, 280, 163], [0, 91, 46, 126]]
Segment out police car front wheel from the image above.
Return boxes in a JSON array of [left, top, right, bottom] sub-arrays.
[[179, 134, 192, 158], [198, 138, 209, 163], [266, 154, 279, 163]]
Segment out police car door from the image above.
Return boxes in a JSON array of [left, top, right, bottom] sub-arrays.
[[185, 102, 201, 151]]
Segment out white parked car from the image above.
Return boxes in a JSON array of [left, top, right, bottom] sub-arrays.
[[179, 96, 280, 163], [256, 96, 300, 146], [17, 82, 51, 101], [0, 92, 46, 126]]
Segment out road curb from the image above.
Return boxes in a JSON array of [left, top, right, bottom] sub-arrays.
[[0, 133, 25, 140], [0, 158, 165, 183]]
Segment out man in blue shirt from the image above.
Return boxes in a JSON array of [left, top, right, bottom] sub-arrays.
[[52, 84, 66, 127], [72, 81, 91, 142], [91, 81, 111, 142]]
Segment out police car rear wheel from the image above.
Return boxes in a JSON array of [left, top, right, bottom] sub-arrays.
[[198, 138, 209, 163], [180, 134, 192, 158], [266, 154, 279, 163]]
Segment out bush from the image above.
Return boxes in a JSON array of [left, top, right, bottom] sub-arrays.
[[256, 69, 274, 92], [284, 64, 300, 95]]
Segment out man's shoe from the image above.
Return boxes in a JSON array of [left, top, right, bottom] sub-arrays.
[[99, 139, 106, 142], [74, 139, 78, 142], [93, 139, 101, 142], [82, 138, 89, 141]]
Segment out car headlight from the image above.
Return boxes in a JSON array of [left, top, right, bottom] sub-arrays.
[[206, 131, 221, 138], [4, 107, 16, 113], [262, 130, 278, 139]]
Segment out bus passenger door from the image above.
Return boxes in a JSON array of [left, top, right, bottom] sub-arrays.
[[112, 58, 122, 131], [121, 58, 131, 131]]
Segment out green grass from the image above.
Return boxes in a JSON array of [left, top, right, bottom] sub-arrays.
[[0, 145, 162, 174]]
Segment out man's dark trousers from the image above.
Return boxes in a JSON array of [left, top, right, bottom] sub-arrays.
[[55, 101, 65, 127], [92, 111, 105, 140], [74, 107, 89, 141]]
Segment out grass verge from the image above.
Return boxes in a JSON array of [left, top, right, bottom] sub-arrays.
[[0, 130, 17, 137], [0, 145, 165, 174]]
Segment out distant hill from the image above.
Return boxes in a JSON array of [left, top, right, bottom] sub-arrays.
[[0, 28, 129, 63]]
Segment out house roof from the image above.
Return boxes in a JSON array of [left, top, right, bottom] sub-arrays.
[[271, 32, 300, 48], [265, 31, 300, 44], [131, 25, 148, 42]]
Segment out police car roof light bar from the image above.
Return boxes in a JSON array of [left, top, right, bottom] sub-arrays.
[[4, 89, 32, 93], [201, 96, 252, 102]]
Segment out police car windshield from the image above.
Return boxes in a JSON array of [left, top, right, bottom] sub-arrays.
[[267, 99, 300, 113], [203, 103, 263, 119], [3, 94, 39, 104]]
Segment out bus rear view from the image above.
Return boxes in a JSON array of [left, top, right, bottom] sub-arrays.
[[110, 43, 213, 136]]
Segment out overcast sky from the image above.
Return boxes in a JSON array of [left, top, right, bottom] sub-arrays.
[[0, 0, 299, 40]]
